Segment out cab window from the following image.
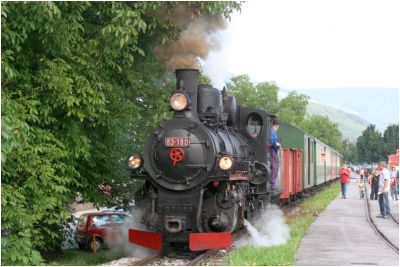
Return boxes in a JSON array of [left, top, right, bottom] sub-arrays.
[[246, 113, 263, 138]]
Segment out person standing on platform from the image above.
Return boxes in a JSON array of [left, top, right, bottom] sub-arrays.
[[338, 162, 351, 199], [359, 168, 365, 183], [269, 118, 281, 189], [368, 167, 380, 200], [376, 162, 391, 218], [364, 168, 370, 183], [390, 166, 398, 201], [358, 177, 366, 199]]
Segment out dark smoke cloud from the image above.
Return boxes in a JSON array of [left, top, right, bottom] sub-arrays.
[[154, 4, 227, 70]]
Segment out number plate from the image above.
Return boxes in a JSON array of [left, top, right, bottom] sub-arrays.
[[165, 137, 190, 147]]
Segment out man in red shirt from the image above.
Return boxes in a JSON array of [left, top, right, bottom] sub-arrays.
[[338, 162, 351, 199]]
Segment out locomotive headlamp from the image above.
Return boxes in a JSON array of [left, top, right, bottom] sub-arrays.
[[128, 154, 143, 170], [170, 93, 188, 111], [219, 156, 234, 171]]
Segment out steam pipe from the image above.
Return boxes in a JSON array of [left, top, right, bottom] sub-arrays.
[[175, 69, 199, 121]]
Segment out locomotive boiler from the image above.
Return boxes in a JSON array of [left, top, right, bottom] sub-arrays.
[[127, 69, 282, 256]]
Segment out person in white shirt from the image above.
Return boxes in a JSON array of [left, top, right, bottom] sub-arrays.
[[376, 162, 391, 219], [390, 166, 399, 201]]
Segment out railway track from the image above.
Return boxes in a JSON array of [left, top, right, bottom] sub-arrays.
[[129, 249, 220, 266], [389, 211, 399, 225], [364, 188, 399, 254], [131, 253, 162, 266], [186, 249, 219, 266]]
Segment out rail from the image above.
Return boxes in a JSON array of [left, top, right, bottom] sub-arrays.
[[364, 188, 399, 254], [389, 211, 399, 225], [186, 249, 219, 266], [131, 253, 162, 266]]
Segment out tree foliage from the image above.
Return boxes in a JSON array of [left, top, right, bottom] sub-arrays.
[[226, 74, 298, 117], [198, 74, 212, 84], [301, 115, 343, 151], [1, 1, 240, 265], [356, 124, 386, 163], [340, 141, 359, 164], [276, 91, 309, 127], [383, 124, 399, 155]]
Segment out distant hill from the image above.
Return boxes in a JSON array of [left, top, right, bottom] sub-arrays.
[[307, 102, 369, 141], [294, 88, 399, 132]]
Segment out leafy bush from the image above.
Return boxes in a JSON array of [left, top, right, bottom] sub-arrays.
[[1, 1, 240, 265]]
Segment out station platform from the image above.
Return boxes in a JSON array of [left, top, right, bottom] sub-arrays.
[[295, 176, 399, 266]]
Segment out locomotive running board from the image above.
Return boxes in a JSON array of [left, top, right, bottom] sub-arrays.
[[189, 232, 232, 251], [128, 229, 162, 251]]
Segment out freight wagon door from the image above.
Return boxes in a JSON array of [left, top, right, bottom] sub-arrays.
[[295, 150, 303, 194], [281, 148, 293, 200]]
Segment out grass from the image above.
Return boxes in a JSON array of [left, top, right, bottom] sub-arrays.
[[226, 181, 341, 266], [46, 247, 129, 266]]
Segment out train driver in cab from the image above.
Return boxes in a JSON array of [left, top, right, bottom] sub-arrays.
[[269, 119, 281, 189]]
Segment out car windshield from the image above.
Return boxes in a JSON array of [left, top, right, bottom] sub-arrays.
[[111, 214, 127, 224], [92, 215, 110, 227]]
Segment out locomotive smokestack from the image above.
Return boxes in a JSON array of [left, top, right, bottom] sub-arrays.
[[175, 69, 199, 120]]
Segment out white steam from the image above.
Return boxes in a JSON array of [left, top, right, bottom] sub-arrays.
[[106, 209, 154, 259], [235, 204, 290, 247], [200, 49, 228, 89]]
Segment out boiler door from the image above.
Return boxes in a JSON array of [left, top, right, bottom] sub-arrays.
[[144, 119, 217, 191]]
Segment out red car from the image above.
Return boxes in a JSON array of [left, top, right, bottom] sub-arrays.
[[75, 212, 129, 251]]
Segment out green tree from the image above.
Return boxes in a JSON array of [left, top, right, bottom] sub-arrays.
[[340, 140, 359, 164], [301, 115, 342, 151], [226, 74, 279, 114], [226, 75, 309, 126], [276, 91, 309, 127], [383, 124, 399, 155], [227, 74, 260, 108], [255, 81, 280, 114], [356, 124, 386, 163], [1, 2, 241, 265], [198, 74, 212, 84]]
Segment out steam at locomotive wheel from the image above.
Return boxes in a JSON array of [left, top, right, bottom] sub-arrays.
[[127, 69, 282, 256]]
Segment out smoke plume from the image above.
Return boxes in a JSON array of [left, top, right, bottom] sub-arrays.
[[154, 3, 227, 70], [235, 204, 291, 247]]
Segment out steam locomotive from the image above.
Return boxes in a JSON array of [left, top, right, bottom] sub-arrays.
[[127, 69, 283, 255]]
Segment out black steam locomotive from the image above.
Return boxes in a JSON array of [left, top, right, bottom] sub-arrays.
[[128, 69, 282, 255]]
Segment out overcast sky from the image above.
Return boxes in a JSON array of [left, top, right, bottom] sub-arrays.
[[204, 0, 400, 90]]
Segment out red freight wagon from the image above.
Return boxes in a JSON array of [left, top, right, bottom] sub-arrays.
[[280, 148, 303, 201], [388, 149, 399, 169]]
